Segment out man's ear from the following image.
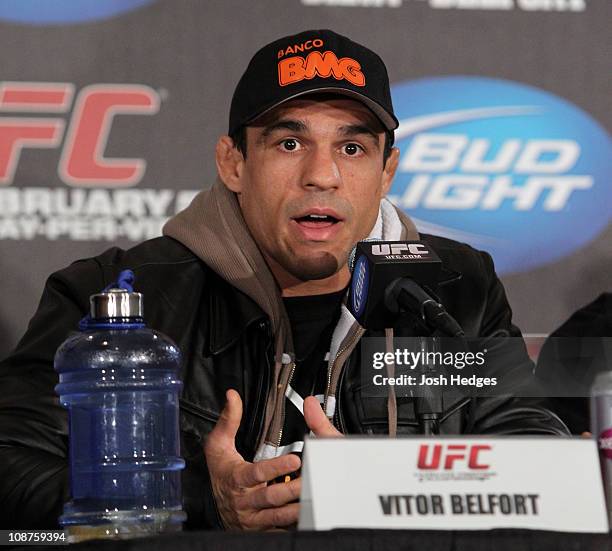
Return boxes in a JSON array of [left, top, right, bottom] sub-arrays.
[[216, 135, 245, 193], [381, 146, 400, 196]]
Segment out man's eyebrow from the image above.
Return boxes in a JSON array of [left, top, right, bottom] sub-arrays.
[[338, 124, 381, 148], [259, 119, 308, 141]]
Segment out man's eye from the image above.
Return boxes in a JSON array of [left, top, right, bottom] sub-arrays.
[[342, 143, 363, 156], [280, 138, 300, 152]]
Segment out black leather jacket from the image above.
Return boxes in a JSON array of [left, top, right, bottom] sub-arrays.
[[0, 235, 568, 529]]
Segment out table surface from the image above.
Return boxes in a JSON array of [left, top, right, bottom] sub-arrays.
[[54, 528, 611, 551]]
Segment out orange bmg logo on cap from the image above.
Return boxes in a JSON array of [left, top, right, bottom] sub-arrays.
[[278, 50, 366, 87]]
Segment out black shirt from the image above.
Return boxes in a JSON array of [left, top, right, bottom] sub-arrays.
[[278, 289, 346, 455]]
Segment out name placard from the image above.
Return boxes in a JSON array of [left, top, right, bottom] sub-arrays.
[[298, 437, 608, 533]]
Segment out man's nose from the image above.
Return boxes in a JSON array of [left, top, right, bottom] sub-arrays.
[[300, 146, 342, 191]]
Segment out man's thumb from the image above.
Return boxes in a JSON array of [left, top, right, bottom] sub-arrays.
[[304, 396, 342, 437], [210, 389, 243, 445]]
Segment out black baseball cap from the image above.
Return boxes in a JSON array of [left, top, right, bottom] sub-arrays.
[[228, 29, 398, 136]]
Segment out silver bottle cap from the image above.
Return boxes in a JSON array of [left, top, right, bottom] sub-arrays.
[[90, 289, 143, 319]]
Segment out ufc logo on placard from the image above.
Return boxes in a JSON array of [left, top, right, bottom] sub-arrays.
[[417, 444, 492, 470], [0, 82, 160, 187]]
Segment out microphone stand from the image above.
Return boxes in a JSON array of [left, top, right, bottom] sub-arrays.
[[413, 321, 470, 435], [382, 277, 468, 435], [385, 278, 466, 435], [414, 334, 444, 435]]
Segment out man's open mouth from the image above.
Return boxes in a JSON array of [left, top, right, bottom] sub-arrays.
[[293, 213, 341, 228]]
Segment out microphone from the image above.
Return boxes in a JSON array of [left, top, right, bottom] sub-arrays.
[[347, 240, 464, 336], [386, 278, 465, 337], [348, 240, 456, 435]]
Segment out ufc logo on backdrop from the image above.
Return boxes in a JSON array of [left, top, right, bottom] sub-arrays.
[[0, 82, 160, 187], [417, 444, 492, 470]]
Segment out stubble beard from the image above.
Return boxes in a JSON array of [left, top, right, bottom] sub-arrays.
[[275, 247, 341, 281]]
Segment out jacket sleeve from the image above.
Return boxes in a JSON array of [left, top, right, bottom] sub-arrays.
[[463, 251, 569, 436], [0, 259, 103, 528], [0, 252, 225, 530]]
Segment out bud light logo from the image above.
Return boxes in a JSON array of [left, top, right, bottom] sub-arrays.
[[0, 0, 157, 25], [390, 77, 612, 274], [351, 255, 369, 317]]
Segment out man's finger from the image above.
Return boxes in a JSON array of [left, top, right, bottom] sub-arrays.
[[233, 453, 301, 488], [241, 477, 301, 510], [249, 501, 300, 529], [207, 389, 243, 450], [304, 396, 342, 437]]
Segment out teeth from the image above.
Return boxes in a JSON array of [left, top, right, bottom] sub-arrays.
[[296, 213, 338, 223]]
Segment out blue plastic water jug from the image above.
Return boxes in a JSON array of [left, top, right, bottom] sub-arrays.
[[54, 281, 186, 542]]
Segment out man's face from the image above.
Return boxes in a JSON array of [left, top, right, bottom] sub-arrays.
[[219, 97, 398, 288]]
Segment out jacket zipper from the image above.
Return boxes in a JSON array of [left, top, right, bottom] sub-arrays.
[[248, 320, 273, 458], [276, 360, 296, 448], [324, 328, 362, 426], [334, 365, 348, 433]]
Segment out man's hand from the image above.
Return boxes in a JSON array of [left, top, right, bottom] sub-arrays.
[[204, 389, 301, 530], [304, 396, 343, 437]]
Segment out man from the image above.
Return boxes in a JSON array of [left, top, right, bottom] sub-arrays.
[[0, 29, 567, 531], [536, 293, 612, 435]]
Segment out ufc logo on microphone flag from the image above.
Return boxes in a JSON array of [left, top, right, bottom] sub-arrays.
[[371, 243, 429, 256]]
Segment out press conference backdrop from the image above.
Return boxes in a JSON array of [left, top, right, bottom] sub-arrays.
[[0, 0, 610, 358]]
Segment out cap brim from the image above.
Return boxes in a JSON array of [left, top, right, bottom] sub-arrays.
[[247, 86, 399, 132]]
